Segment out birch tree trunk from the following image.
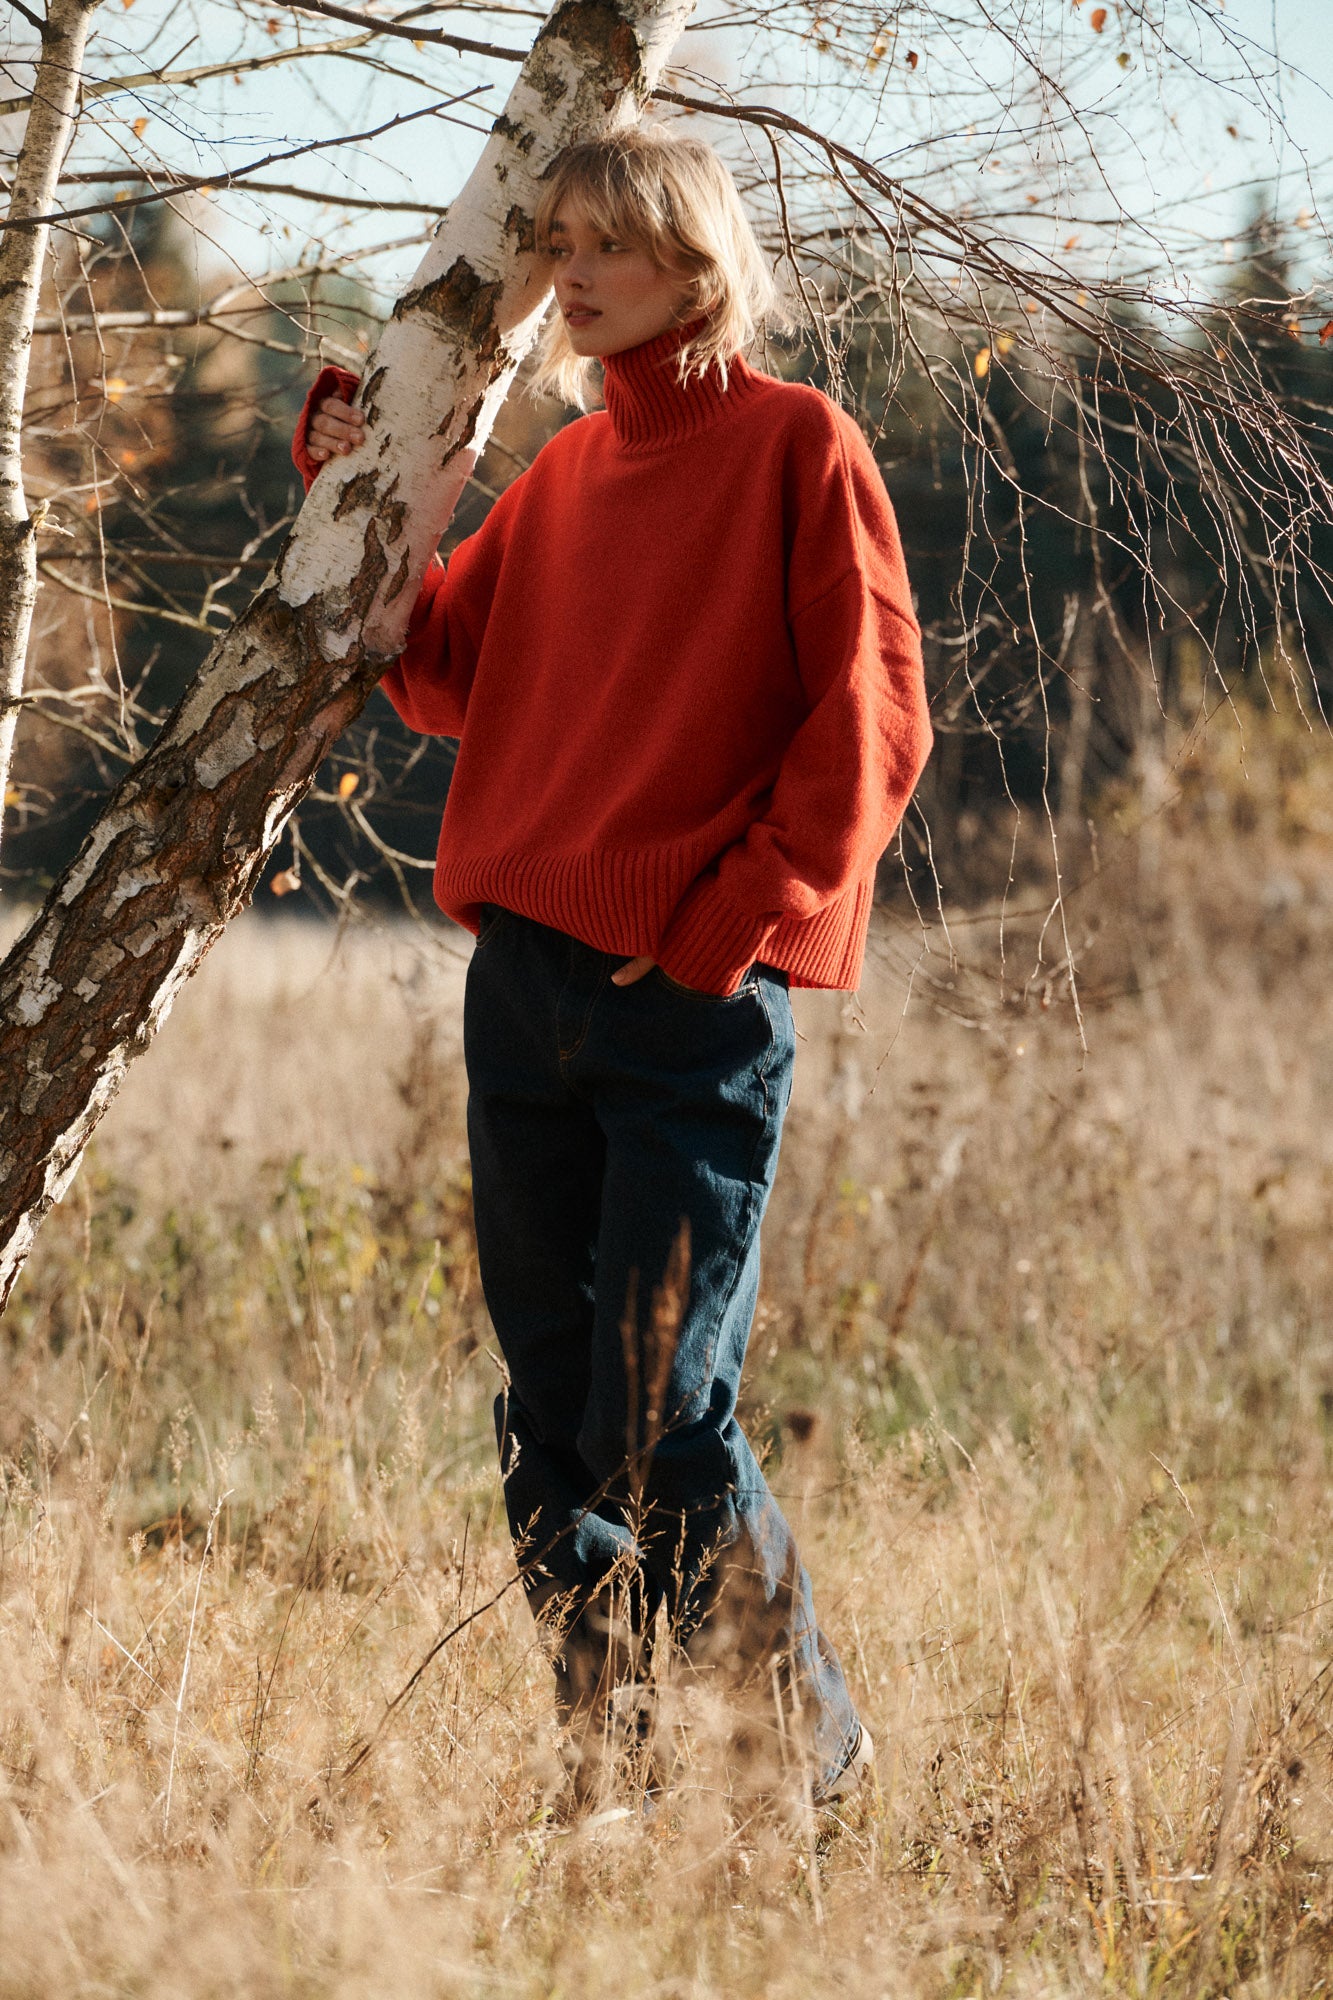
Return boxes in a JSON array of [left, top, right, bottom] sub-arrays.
[[0, 0, 102, 856], [0, 0, 695, 1311]]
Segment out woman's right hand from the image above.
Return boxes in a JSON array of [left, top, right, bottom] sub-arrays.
[[306, 392, 366, 463]]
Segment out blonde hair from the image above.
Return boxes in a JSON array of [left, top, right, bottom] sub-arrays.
[[528, 129, 781, 408]]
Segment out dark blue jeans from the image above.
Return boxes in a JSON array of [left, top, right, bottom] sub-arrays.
[[463, 906, 860, 1796]]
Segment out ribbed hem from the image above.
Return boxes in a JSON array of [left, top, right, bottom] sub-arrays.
[[601, 319, 766, 453], [764, 877, 874, 990], [436, 843, 706, 959], [434, 845, 877, 996], [654, 875, 775, 996]]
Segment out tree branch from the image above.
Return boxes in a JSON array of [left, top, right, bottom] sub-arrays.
[[56, 169, 444, 214], [0, 89, 488, 233], [282, 0, 525, 63], [0, 20, 440, 120], [4, 0, 46, 35]]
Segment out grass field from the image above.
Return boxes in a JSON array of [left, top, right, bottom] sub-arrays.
[[3, 703, 1333, 1997]]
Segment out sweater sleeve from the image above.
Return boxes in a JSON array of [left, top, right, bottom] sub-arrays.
[[291, 363, 495, 740], [292, 364, 362, 490], [654, 406, 933, 995]]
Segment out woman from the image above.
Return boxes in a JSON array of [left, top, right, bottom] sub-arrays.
[[295, 130, 932, 1814]]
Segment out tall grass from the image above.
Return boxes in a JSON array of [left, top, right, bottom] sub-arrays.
[[3, 703, 1332, 1997]]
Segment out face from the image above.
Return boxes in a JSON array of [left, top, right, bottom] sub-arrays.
[[545, 198, 696, 358]]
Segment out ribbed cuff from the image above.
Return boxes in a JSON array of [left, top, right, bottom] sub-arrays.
[[655, 875, 774, 996], [292, 364, 361, 490]]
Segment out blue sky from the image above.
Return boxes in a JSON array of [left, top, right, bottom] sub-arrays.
[[53, 1, 1333, 322]]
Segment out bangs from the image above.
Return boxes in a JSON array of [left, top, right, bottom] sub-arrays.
[[527, 132, 783, 412], [534, 155, 683, 270]]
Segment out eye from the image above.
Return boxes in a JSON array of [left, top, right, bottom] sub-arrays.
[[600, 238, 624, 253]]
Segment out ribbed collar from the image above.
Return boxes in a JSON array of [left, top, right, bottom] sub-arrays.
[[600, 316, 764, 452]]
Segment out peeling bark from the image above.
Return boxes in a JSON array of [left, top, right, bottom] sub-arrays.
[[0, 0, 103, 858], [0, 0, 696, 1310]]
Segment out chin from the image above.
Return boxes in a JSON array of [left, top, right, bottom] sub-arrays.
[[565, 327, 616, 358]]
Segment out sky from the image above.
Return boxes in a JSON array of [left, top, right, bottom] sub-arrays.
[[12, 1, 1332, 330]]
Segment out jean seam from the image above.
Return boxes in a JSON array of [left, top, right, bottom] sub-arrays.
[[558, 953, 609, 1075], [671, 977, 781, 1459]]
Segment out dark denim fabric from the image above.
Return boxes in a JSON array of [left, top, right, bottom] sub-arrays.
[[463, 904, 860, 1795]]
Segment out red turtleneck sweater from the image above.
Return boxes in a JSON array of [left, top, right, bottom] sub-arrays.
[[293, 323, 931, 995]]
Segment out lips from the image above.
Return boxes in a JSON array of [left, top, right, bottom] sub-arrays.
[[564, 308, 601, 324]]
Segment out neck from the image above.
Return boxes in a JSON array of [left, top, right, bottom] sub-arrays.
[[600, 317, 761, 450]]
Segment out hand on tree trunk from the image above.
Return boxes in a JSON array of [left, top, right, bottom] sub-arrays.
[[306, 394, 368, 465]]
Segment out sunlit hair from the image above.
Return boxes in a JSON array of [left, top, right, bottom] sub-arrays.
[[528, 129, 781, 408]]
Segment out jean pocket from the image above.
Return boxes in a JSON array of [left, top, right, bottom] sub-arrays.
[[474, 904, 506, 949], [652, 965, 760, 1004]]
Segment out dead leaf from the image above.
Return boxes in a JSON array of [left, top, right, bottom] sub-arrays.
[[905, 48, 919, 68], [1319, 320, 1333, 345], [973, 347, 991, 380], [338, 772, 359, 800], [1089, 7, 1107, 29], [104, 377, 128, 403], [131, 116, 148, 138], [270, 869, 301, 898]]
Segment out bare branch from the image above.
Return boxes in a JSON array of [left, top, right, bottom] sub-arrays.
[[0, 89, 489, 234], [56, 169, 444, 215], [0, 18, 443, 120], [282, 0, 525, 63]]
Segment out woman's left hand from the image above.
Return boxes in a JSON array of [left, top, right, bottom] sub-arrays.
[[611, 955, 656, 987]]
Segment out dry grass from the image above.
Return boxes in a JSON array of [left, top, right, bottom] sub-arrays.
[[4, 703, 1333, 1997]]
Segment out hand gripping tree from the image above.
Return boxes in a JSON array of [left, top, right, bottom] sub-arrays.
[[0, 0, 696, 1311]]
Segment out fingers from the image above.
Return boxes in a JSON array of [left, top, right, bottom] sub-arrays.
[[610, 955, 655, 987], [306, 395, 368, 463]]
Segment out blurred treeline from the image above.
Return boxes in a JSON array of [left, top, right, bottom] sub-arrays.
[[7, 197, 1332, 915]]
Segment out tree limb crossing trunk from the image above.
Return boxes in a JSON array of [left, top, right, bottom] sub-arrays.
[[0, 0, 696, 1312], [0, 0, 103, 856]]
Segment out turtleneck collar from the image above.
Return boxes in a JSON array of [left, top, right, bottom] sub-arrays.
[[600, 316, 763, 452]]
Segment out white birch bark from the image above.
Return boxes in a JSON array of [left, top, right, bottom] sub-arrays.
[[0, 0, 695, 1311], [0, 0, 102, 856]]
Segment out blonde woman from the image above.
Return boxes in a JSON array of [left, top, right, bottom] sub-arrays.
[[296, 131, 932, 1815]]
